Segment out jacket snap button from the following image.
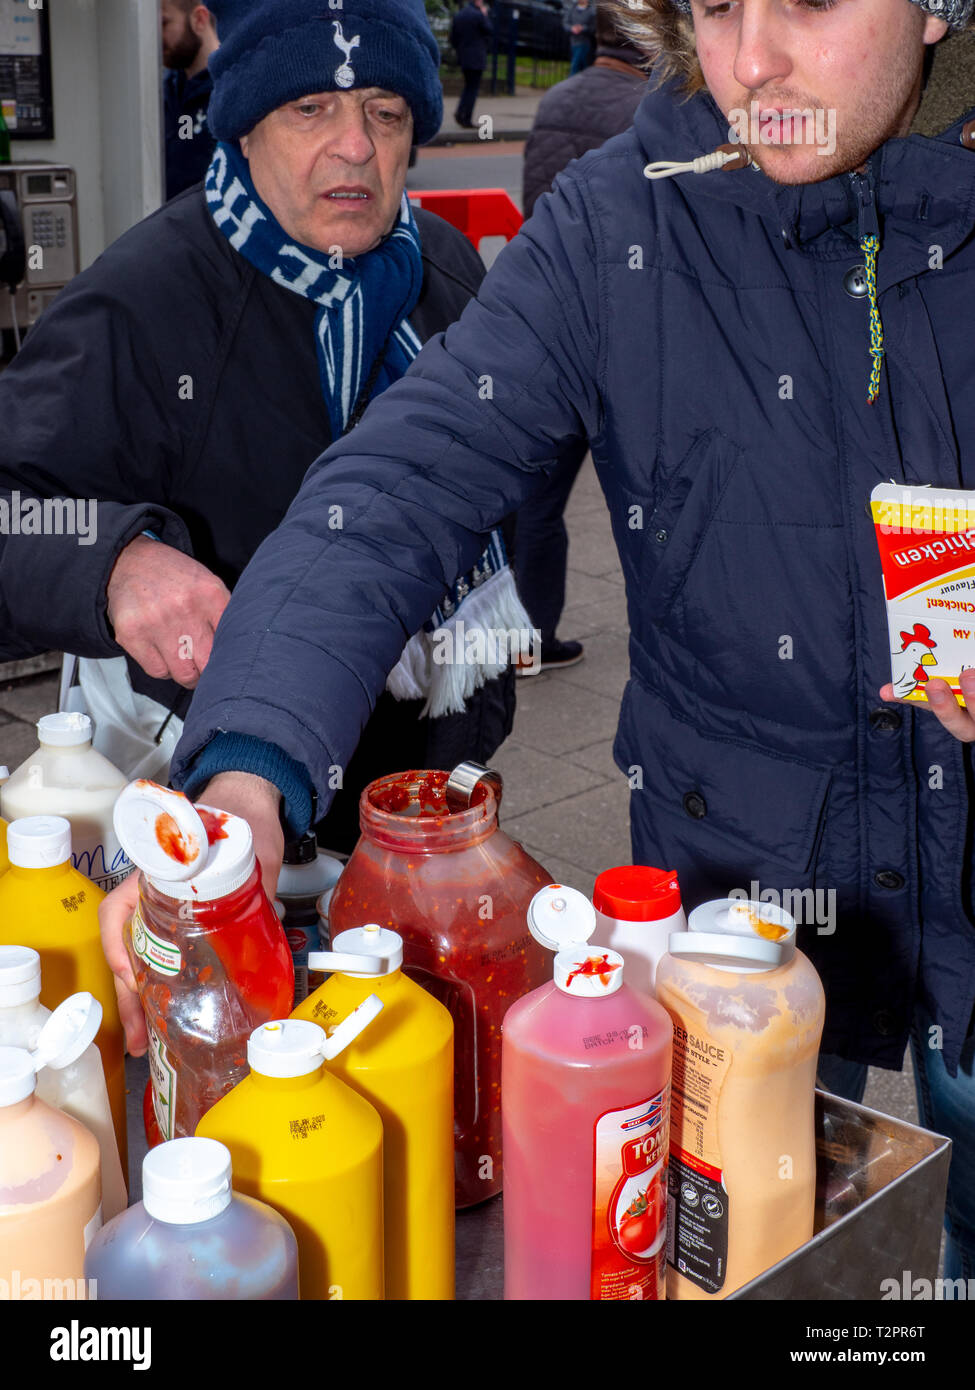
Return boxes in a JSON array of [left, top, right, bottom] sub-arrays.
[[873, 869, 905, 891], [844, 265, 869, 299], [869, 707, 902, 733], [655, 529, 669, 544], [962, 120, 975, 152], [683, 792, 707, 820], [873, 1010, 897, 1037]]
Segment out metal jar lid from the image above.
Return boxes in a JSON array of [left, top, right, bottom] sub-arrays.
[[444, 761, 504, 812]]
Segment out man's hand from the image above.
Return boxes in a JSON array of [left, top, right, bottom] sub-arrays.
[[196, 771, 285, 901], [106, 536, 231, 688], [99, 871, 147, 1056], [880, 673, 975, 742], [99, 771, 285, 1055]]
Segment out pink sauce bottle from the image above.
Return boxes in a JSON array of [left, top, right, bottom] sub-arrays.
[[502, 885, 673, 1301]]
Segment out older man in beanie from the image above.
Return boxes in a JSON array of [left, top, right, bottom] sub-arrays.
[[104, 0, 975, 1281], [0, 0, 527, 851]]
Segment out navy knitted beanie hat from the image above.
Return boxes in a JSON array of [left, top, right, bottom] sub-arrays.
[[207, 0, 444, 145], [669, 0, 974, 25]]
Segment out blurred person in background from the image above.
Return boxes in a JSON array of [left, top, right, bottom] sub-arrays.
[[511, 1, 651, 675], [450, 0, 493, 129], [563, 0, 597, 76], [162, 0, 220, 199]]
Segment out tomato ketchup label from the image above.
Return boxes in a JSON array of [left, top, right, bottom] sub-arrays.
[[871, 483, 975, 708], [591, 1087, 669, 1300], [147, 1023, 177, 1142], [131, 904, 181, 977]]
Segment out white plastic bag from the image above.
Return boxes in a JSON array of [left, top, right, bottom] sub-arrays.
[[59, 655, 183, 785]]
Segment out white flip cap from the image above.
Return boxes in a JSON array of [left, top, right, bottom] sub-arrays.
[[114, 782, 255, 901], [309, 923, 403, 976], [7, 815, 72, 869], [36, 711, 93, 747], [142, 1137, 233, 1224], [247, 996, 384, 1077], [527, 884, 598, 952], [113, 781, 208, 883], [0, 945, 42, 1006], [670, 898, 797, 974], [527, 884, 623, 993], [554, 946, 625, 997], [32, 992, 102, 1071], [0, 1045, 38, 1105]]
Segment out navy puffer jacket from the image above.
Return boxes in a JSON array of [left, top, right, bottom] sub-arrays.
[[174, 81, 975, 1075]]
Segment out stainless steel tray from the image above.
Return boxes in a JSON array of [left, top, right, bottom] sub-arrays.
[[729, 1090, 951, 1300]]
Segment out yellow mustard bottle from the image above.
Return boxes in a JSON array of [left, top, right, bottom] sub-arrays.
[[0, 816, 126, 1177], [297, 923, 455, 1300], [0, 818, 8, 877], [197, 1001, 385, 1301]]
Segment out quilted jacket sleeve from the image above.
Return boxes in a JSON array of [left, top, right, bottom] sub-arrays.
[[172, 173, 603, 810]]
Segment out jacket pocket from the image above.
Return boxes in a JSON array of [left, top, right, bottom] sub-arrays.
[[614, 676, 833, 878], [641, 429, 743, 626]]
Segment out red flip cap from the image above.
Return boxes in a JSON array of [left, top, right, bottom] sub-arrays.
[[592, 865, 681, 922]]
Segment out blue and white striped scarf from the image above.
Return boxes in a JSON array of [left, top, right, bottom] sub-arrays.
[[205, 142, 533, 715], [206, 140, 424, 437]]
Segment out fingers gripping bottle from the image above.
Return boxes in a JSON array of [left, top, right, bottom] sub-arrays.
[[502, 886, 673, 1301], [197, 1001, 385, 1301], [113, 781, 294, 1143], [298, 923, 455, 1300], [654, 899, 826, 1300], [85, 1138, 300, 1300], [0, 816, 127, 1175]]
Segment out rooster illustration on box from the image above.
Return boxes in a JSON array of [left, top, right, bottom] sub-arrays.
[[890, 623, 938, 699]]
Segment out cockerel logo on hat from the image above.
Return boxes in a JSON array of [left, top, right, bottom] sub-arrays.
[[890, 623, 938, 699]]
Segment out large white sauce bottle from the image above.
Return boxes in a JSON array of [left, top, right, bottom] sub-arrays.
[[1, 713, 131, 893], [654, 898, 825, 1300]]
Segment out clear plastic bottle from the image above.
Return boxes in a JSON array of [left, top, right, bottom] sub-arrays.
[[0, 713, 132, 893], [0, 1004, 104, 1293], [197, 1004, 385, 1301], [502, 886, 673, 1301], [590, 865, 686, 994], [277, 833, 344, 1006], [0, 816, 127, 1175], [0, 950, 126, 1221], [113, 781, 294, 1143], [655, 898, 826, 1300], [298, 923, 455, 1300], [85, 1137, 300, 1300]]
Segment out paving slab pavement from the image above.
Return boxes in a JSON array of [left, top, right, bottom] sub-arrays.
[[430, 85, 546, 145]]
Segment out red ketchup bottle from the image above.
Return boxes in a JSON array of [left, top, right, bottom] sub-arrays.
[[328, 766, 552, 1207], [113, 781, 294, 1146]]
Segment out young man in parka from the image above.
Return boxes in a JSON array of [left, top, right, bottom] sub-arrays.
[[105, 0, 975, 1279]]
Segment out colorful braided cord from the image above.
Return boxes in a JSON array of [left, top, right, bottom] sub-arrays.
[[861, 234, 884, 404]]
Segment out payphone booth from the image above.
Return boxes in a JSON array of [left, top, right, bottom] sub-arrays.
[[0, 0, 161, 353]]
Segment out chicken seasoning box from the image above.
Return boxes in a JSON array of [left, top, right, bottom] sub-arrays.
[[870, 483, 975, 708]]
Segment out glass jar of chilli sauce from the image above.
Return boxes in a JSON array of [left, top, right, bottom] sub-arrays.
[[328, 769, 552, 1207]]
